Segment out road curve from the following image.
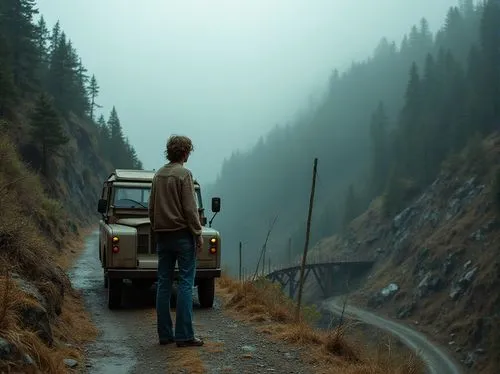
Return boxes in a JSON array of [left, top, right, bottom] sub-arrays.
[[323, 298, 463, 374]]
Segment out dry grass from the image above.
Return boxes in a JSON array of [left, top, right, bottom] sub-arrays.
[[217, 275, 424, 374], [0, 134, 97, 373], [0, 273, 96, 373], [165, 348, 207, 374]]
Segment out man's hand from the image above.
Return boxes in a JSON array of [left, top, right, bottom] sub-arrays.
[[196, 235, 204, 253]]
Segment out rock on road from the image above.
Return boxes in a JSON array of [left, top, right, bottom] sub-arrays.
[[323, 298, 464, 374], [69, 231, 312, 374]]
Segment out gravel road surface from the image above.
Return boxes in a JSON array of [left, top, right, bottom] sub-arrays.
[[70, 231, 311, 374], [323, 298, 464, 374]]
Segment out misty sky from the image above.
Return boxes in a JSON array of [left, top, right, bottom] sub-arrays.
[[36, 0, 457, 185]]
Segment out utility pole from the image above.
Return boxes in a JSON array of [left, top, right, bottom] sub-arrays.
[[295, 158, 318, 322], [239, 241, 242, 282]]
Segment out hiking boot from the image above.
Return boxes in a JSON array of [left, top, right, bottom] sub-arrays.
[[176, 337, 204, 347]]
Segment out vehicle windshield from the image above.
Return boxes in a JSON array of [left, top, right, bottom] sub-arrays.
[[112, 186, 202, 209], [113, 187, 151, 208]]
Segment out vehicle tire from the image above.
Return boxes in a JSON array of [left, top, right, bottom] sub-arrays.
[[108, 278, 122, 309], [197, 278, 215, 308]]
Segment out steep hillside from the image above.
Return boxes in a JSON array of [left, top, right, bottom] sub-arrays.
[[0, 2, 143, 372], [0, 132, 98, 372], [310, 134, 500, 373], [206, 0, 484, 275], [4, 111, 110, 226]]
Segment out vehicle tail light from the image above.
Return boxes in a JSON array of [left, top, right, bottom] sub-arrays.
[[112, 246, 120, 253], [209, 237, 217, 254]]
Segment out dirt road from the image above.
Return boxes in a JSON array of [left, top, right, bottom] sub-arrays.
[[323, 298, 464, 374], [70, 231, 311, 373]]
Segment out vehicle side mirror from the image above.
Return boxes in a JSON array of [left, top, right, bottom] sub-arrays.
[[211, 197, 221, 213], [97, 199, 107, 214]]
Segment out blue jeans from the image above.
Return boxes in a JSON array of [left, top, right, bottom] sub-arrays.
[[156, 230, 196, 342]]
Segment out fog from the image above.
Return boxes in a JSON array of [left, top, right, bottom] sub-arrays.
[[37, 0, 456, 185]]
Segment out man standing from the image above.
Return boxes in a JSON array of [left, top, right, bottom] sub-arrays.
[[148, 135, 204, 347]]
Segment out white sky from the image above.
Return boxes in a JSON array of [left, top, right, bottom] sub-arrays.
[[36, 0, 458, 184]]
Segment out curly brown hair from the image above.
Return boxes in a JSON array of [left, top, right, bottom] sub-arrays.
[[164, 135, 194, 162]]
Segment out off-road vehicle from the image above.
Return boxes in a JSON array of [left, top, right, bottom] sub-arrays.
[[97, 169, 222, 309]]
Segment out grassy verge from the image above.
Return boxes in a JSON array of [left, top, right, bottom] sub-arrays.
[[216, 275, 424, 374], [0, 134, 97, 373]]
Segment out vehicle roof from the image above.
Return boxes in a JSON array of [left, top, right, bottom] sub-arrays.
[[107, 169, 199, 185]]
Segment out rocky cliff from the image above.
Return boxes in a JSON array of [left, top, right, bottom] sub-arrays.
[[310, 134, 500, 374]]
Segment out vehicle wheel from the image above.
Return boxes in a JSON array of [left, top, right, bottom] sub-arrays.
[[108, 278, 122, 309], [197, 278, 215, 308]]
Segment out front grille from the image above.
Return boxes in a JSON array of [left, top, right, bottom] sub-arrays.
[[137, 234, 149, 254]]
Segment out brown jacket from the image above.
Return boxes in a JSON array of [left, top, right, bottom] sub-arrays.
[[148, 163, 203, 236]]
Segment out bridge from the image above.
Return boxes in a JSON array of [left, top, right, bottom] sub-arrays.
[[265, 260, 374, 299]]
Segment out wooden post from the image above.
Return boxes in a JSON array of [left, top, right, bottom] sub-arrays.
[[239, 241, 242, 282], [252, 215, 278, 281], [295, 158, 318, 321]]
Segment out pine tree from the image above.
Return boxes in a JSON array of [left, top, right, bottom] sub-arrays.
[[47, 33, 88, 114], [74, 56, 90, 115], [107, 106, 126, 166], [34, 15, 50, 88], [479, 0, 500, 129], [108, 106, 124, 145], [0, 5, 143, 173], [88, 74, 101, 121], [0, 30, 16, 115], [30, 93, 69, 176], [369, 101, 390, 195], [398, 62, 422, 177], [419, 18, 433, 51], [49, 21, 61, 55], [97, 114, 108, 134], [0, 60, 16, 117], [459, 0, 475, 17], [96, 114, 110, 158], [47, 31, 69, 107], [0, 0, 40, 90], [124, 138, 142, 169], [35, 15, 49, 65]]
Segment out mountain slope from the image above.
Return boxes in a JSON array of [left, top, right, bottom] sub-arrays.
[[0, 2, 143, 372], [310, 133, 500, 373], [206, 0, 484, 275]]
